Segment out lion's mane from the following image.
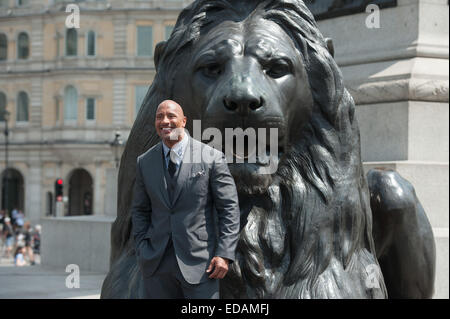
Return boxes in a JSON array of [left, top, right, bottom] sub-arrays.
[[101, 0, 387, 299]]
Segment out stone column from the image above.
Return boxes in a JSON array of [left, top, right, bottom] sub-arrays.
[[94, 161, 103, 216], [113, 76, 127, 127], [113, 14, 128, 57], [317, 0, 449, 298], [104, 168, 118, 217], [25, 161, 42, 225]]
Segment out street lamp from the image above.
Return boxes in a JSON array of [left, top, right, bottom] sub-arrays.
[[110, 131, 123, 169], [2, 110, 10, 217]]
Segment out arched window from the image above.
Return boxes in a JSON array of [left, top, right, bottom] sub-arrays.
[[68, 168, 93, 216], [17, 32, 29, 60], [0, 33, 7, 61], [16, 91, 29, 122], [0, 92, 6, 121], [1, 168, 25, 213], [86, 30, 96, 56], [64, 86, 78, 121], [66, 29, 77, 56]]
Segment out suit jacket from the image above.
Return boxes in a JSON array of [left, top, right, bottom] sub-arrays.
[[131, 135, 240, 284]]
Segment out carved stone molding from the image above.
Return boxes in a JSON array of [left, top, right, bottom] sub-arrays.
[[347, 78, 449, 105]]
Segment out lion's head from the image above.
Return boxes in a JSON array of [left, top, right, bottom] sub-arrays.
[[154, 1, 319, 197], [104, 0, 387, 299]]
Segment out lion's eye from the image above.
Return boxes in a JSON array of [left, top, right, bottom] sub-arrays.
[[264, 60, 292, 79], [200, 63, 223, 78]]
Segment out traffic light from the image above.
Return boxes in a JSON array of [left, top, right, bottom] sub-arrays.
[[55, 178, 63, 202]]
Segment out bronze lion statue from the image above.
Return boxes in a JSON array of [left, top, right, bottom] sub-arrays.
[[101, 0, 435, 299]]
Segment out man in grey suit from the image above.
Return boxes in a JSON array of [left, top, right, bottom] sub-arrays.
[[131, 100, 240, 299]]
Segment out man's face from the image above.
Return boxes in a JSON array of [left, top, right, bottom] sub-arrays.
[[155, 102, 187, 144]]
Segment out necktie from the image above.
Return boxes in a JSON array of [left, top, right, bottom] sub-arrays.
[[167, 151, 176, 178]]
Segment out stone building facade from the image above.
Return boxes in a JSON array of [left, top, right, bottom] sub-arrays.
[[0, 0, 193, 224]]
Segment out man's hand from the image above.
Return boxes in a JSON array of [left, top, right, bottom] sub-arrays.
[[206, 256, 229, 279]]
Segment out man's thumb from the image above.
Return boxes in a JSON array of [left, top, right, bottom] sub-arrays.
[[206, 258, 215, 272]]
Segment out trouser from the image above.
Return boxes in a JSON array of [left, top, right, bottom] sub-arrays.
[[143, 238, 219, 299]]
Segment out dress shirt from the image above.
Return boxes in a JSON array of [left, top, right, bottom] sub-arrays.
[[162, 131, 189, 171]]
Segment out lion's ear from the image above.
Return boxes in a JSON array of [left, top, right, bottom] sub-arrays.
[[325, 38, 335, 58], [154, 41, 167, 72]]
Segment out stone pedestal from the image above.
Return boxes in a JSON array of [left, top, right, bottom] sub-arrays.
[[41, 216, 115, 273], [318, 0, 449, 298]]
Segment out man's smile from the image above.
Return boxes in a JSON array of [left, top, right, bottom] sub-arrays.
[[161, 127, 177, 136]]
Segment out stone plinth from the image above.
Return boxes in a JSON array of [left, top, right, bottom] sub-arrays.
[[319, 0, 449, 298], [41, 216, 115, 273]]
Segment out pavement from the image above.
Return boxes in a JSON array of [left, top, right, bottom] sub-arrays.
[[0, 254, 106, 299]]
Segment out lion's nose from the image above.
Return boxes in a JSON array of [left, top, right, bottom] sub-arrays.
[[223, 92, 264, 115]]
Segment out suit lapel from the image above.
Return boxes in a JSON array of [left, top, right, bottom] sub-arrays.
[[152, 142, 171, 209], [171, 136, 194, 206]]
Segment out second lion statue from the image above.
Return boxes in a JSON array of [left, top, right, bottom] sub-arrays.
[[101, 0, 435, 299]]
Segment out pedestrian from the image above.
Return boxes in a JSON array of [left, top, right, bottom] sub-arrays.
[[16, 229, 25, 247], [32, 224, 41, 255], [14, 246, 27, 267], [11, 208, 18, 226], [0, 210, 5, 254], [0, 209, 5, 237], [3, 218, 15, 258], [23, 222, 35, 265], [132, 100, 240, 299], [15, 210, 25, 229], [0, 209, 5, 226]]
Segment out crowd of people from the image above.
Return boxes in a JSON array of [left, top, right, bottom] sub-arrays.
[[0, 209, 41, 267]]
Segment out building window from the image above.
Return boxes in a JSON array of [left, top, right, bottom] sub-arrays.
[[86, 98, 95, 121], [17, 32, 29, 60], [137, 26, 153, 57], [66, 29, 78, 56], [86, 30, 96, 56], [135, 86, 147, 118], [0, 92, 6, 121], [164, 25, 174, 41], [64, 86, 78, 121], [16, 0, 30, 6], [16, 91, 29, 122], [0, 33, 7, 61]]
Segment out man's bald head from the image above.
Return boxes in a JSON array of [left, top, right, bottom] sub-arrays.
[[156, 100, 185, 117]]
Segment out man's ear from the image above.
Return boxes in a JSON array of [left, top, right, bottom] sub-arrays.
[[325, 38, 335, 58], [154, 41, 167, 72]]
